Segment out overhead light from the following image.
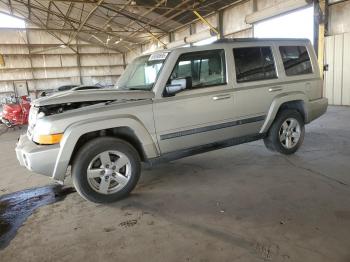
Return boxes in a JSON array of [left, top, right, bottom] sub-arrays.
[[115, 38, 123, 44], [131, 1, 137, 5], [59, 44, 67, 48]]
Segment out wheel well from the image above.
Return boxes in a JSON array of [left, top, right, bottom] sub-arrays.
[[70, 127, 146, 164], [277, 100, 307, 121]]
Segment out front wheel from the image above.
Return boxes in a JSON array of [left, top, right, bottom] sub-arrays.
[[72, 137, 141, 203], [264, 110, 305, 155]]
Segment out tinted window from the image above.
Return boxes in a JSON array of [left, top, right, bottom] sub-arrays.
[[279, 46, 313, 76], [233, 47, 277, 83], [170, 49, 226, 89]]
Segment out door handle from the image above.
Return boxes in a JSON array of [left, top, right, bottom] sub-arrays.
[[212, 94, 231, 101], [268, 87, 283, 92]]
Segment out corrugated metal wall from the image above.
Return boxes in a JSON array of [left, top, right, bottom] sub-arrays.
[[0, 28, 124, 99], [324, 33, 350, 106]]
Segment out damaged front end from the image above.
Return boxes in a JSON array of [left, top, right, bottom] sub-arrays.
[[37, 101, 108, 116], [27, 89, 155, 145]]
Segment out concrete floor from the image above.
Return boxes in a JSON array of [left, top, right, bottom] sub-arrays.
[[0, 106, 350, 262]]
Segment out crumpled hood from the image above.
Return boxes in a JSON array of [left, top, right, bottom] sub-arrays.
[[32, 89, 155, 107]]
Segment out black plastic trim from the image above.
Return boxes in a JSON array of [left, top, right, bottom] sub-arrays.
[[148, 133, 266, 166], [160, 115, 266, 141]]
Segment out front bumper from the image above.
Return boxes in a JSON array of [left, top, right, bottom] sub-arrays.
[[15, 134, 60, 177], [307, 97, 328, 123]]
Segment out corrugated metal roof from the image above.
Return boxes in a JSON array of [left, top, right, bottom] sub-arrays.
[[0, 0, 238, 53]]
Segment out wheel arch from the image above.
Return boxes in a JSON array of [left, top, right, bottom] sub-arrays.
[[260, 92, 308, 134], [52, 116, 159, 182]]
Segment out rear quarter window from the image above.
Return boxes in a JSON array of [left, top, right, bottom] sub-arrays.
[[279, 46, 313, 76]]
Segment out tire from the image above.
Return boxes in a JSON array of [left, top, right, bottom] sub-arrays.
[[263, 109, 305, 155], [72, 137, 141, 203]]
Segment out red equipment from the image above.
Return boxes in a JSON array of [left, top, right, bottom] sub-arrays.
[[1, 96, 31, 127]]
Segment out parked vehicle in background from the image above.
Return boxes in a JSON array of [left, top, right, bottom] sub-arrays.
[[40, 84, 108, 97], [1, 96, 31, 127], [16, 38, 328, 203], [40, 85, 78, 97], [71, 85, 105, 91]]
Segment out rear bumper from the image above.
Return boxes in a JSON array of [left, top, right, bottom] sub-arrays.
[[15, 134, 60, 177], [307, 98, 328, 123]]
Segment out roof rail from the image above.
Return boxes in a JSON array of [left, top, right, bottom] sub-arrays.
[[214, 38, 310, 43]]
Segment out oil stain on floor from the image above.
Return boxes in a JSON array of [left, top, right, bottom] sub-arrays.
[[0, 185, 75, 249]]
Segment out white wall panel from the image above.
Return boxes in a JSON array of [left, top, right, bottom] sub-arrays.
[[0, 69, 32, 81], [324, 36, 334, 103], [80, 54, 123, 66], [0, 45, 29, 55], [223, 1, 252, 36], [333, 35, 343, 105], [342, 34, 350, 105], [81, 66, 123, 77], [174, 27, 191, 41], [328, 1, 350, 35], [195, 14, 217, 33], [32, 55, 61, 68], [33, 68, 79, 79], [61, 55, 78, 67], [324, 33, 350, 106], [2, 56, 31, 68], [0, 30, 27, 44]]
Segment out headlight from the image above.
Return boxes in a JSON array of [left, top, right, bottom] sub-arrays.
[[28, 107, 39, 126]]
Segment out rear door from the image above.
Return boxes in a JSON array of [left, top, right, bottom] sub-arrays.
[[230, 44, 282, 134]]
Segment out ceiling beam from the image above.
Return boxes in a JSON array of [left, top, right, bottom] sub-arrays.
[[68, 0, 104, 44], [99, 3, 167, 32], [8, 0, 142, 43], [104, 2, 214, 12]]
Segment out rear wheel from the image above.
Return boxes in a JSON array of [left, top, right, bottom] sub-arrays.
[[264, 110, 305, 155], [72, 137, 141, 203]]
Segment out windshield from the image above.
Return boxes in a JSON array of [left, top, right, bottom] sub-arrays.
[[116, 53, 167, 91]]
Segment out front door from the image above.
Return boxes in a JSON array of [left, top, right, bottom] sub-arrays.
[[153, 49, 237, 154]]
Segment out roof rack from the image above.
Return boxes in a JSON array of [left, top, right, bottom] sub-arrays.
[[214, 38, 310, 43]]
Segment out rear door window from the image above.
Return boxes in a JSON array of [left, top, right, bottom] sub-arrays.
[[279, 46, 313, 76], [233, 47, 277, 83]]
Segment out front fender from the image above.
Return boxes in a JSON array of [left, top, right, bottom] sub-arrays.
[[52, 115, 159, 182], [260, 92, 308, 134]]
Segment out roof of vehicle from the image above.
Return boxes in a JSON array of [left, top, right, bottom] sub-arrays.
[[143, 38, 312, 56], [214, 38, 311, 44]]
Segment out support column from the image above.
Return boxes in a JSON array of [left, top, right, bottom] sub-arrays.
[[217, 10, 224, 39], [25, 26, 36, 97], [314, 0, 327, 78], [76, 39, 83, 85]]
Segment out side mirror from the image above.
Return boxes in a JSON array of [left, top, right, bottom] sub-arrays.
[[165, 77, 192, 96]]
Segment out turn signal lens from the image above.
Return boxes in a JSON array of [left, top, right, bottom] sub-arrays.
[[37, 133, 63, 145]]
